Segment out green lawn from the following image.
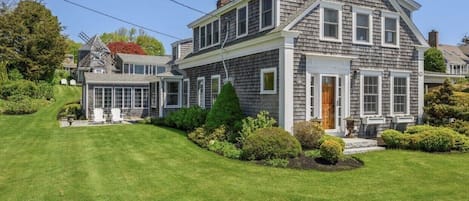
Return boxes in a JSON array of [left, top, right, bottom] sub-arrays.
[[1, 86, 469, 201]]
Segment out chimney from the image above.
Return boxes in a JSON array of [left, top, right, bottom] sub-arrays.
[[428, 30, 439, 48], [217, 0, 232, 9]]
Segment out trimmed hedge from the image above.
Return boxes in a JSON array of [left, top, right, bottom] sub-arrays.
[[164, 106, 208, 132], [320, 140, 343, 164], [293, 121, 325, 149], [242, 127, 302, 160], [318, 135, 345, 151]]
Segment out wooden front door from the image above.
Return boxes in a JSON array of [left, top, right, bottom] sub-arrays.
[[322, 77, 336, 129]]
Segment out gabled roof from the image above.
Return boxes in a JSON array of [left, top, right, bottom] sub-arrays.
[[116, 53, 171, 66], [439, 45, 469, 65], [79, 35, 110, 53]]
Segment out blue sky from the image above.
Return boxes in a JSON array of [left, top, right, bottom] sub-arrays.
[[42, 0, 469, 54]]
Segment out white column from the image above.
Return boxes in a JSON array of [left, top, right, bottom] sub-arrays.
[[417, 47, 428, 124], [159, 81, 164, 118]]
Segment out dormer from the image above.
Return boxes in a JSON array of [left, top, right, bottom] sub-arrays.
[[171, 38, 193, 61]]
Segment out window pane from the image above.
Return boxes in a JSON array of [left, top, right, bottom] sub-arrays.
[[197, 79, 205, 107], [124, 88, 132, 108], [385, 18, 397, 30], [124, 64, 129, 74], [263, 72, 275, 91], [166, 82, 179, 106], [157, 66, 166, 74], [262, 0, 273, 28], [168, 82, 179, 93], [103, 88, 112, 109], [386, 31, 396, 44], [356, 14, 369, 27], [324, 8, 338, 23], [213, 20, 219, 44], [115, 88, 123, 108], [356, 28, 369, 41], [95, 88, 103, 108], [206, 23, 212, 46], [324, 23, 338, 38], [200, 26, 206, 47], [134, 88, 142, 108], [238, 7, 247, 35], [134, 65, 145, 74]]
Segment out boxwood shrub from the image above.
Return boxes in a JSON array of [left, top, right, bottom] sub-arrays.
[[293, 121, 325, 149], [320, 140, 343, 164], [318, 135, 345, 151], [241, 127, 301, 160]]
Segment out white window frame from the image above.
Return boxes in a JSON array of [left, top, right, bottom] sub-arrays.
[[94, 87, 113, 109], [164, 80, 182, 108], [319, 1, 343, 43], [390, 71, 411, 116], [360, 70, 383, 117], [183, 79, 190, 108], [381, 11, 400, 48], [260, 67, 277, 95], [352, 7, 373, 45], [259, 0, 275, 31], [123, 88, 133, 109], [211, 75, 221, 105], [197, 77, 206, 108], [199, 19, 221, 50], [236, 4, 249, 38]]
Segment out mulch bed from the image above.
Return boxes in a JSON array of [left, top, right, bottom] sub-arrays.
[[287, 155, 364, 171]]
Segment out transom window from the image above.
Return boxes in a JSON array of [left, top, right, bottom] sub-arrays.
[[211, 75, 221, 105], [260, 0, 274, 29], [393, 77, 408, 114], [363, 76, 379, 115], [260, 68, 277, 94], [353, 8, 373, 45], [237, 5, 248, 37], [166, 81, 180, 107]]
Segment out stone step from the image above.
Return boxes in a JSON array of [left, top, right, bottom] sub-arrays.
[[344, 139, 378, 149], [344, 146, 386, 155]]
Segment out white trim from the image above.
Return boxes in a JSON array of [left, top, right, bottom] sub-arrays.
[[133, 87, 150, 109], [183, 78, 190, 108], [236, 3, 249, 38], [359, 70, 383, 118], [188, 0, 247, 28], [319, 1, 343, 43], [197, 77, 206, 108], [164, 80, 182, 109], [278, 34, 296, 133], [259, 0, 275, 31], [276, 0, 281, 29], [211, 74, 221, 105], [417, 46, 427, 123], [260, 68, 277, 94], [389, 72, 411, 116], [352, 7, 374, 45], [381, 11, 400, 48], [284, 0, 321, 31]]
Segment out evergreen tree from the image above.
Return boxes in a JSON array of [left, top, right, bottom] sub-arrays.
[[424, 48, 446, 73], [205, 82, 244, 131], [0, 0, 67, 81]]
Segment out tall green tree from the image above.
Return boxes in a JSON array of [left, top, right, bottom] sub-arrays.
[[100, 27, 165, 56], [0, 0, 67, 81], [424, 47, 446, 73]]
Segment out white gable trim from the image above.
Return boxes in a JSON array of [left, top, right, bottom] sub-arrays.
[[388, 0, 429, 47], [283, 0, 321, 31]]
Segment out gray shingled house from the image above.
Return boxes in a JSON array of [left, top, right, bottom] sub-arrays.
[[174, 0, 430, 137]]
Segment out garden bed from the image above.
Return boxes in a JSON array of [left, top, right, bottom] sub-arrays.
[[255, 155, 364, 171]]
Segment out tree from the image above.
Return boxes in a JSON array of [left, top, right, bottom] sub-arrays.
[[0, 61, 8, 83], [107, 42, 146, 55], [100, 27, 165, 56], [205, 82, 243, 132], [424, 47, 446, 73], [65, 38, 81, 63], [0, 0, 66, 81]]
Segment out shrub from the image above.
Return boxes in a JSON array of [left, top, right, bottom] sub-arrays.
[[57, 103, 82, 120], [207, 140, 242, 159], [452, 134, 469, 152], [150, 117, 166, 126], [304, 149, 321, 158], [0, 80, 37, 99], [205, 82, 243, 131], [265, 158, 289, 168], [405, 125, 434, 135], [7, 68, 24, 81], [164, 106, 208, 132], [293, 121, 325, 149], [188, 126, 227, 148], [449, 120, 469, 137], [36, 82, 54, 100], [52, 69, 71, 84], [320, 140, 343, 164], [318, 135, 345, 151], [241, 127, 301, 160], [418, 129, 455, 152], [3, 97, 45, 115], [381, 129, 404, 148], [237, 111, 276, 145]]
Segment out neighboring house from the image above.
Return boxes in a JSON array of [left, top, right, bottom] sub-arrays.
[[173, 0, 430, 138], [114, 53, 171, 75], [428, 31, 469, 75], [77, 35, 115, 83], [62, 54, 77, 76]]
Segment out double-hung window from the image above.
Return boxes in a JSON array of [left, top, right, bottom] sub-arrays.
[[391, 73, 410, 115], [353, 7, 373, 45], [361, 72, 382, 117], [237, 5, 248, 37], [260, 0, 274, 30], [260, 68, 277, 94], [320, 2, 342, 42], [197, 77, 205, 108], [382, 12, 399, 47], [211, 75, 221, 105], [166, 81, 180, 108]]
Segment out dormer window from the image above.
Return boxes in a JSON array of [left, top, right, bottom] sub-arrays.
[[237, 5, 248, 37], [260, 0, 274, 30], [200, 26, 206, 48], [381, 12, 400, 48], [213, 20, 220, 44], [320, 2, 343, 42], [199, 19, 220, 50]]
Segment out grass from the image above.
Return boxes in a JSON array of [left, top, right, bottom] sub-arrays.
[[1, 86, 469, 200]]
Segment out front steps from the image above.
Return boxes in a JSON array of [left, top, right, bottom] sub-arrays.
[[343, 138, 385, 155]]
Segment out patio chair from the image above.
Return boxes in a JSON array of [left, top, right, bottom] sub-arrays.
[[60, 79, 68, 85], [93, 108, 105, 124], [69, 79, 77, 86], [111, 108, 124, 123]]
